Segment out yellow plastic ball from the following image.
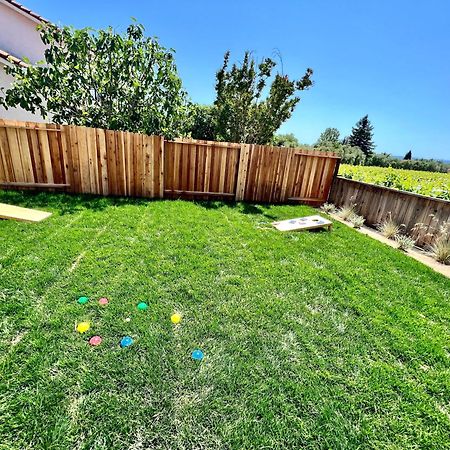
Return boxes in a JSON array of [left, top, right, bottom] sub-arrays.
[[76, 322, 90, 333], [171, 313, 181, 324]]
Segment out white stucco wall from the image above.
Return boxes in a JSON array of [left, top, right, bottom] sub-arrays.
[[0, 1, 46, 63], [0, 61, 45, 122], [0, 1, 46, 122]]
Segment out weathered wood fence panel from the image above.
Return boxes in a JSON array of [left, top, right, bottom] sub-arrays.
[[164, 139, 241, 199], [329, 176, 450, 246], [0, 120, 68, 187], [64, 126, 164, 197], [239, 146, 339, 203], [0, 119, 340, 204]]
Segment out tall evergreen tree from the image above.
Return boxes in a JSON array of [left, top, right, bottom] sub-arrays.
[[403, 150, 412, 160], [348, 115, 375, 157]]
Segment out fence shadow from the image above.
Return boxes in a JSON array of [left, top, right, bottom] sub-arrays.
[[0, 190, 152, 215]]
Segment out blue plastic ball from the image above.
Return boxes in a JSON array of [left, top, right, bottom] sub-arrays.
[[120, 336, 134, 348], [191, 349, 204, 361]]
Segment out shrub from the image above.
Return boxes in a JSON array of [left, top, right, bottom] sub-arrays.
[[320, 203, 337, 214], [337, 205, 355, 221], [429, 239, 450, 265], [427, 220, 450, 265], [377, 214, 402, 239], [350, 214, 365, 229], [395, 234, 415, 251]]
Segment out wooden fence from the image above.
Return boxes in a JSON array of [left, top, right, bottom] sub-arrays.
[[329, 176, 450, 246], [0, 119, 340, 204]]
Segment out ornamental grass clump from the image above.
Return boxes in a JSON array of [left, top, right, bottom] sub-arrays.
[[320, 203, 336, 214], [377, 213, 402, 239], [350, 214, 365, 229], [395, 234, 415, 251], [428, 221, 450, 265], [337, 204, 355, 221]]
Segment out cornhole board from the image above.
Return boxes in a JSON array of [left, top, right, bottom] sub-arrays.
[[0, 203, 52, 223], [272, 215, 332, 232]]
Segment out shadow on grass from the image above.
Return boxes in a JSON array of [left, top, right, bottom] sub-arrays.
[[193, 199, 278, 220], [0, 190, 154, 215], [1, 189, 295, 221]]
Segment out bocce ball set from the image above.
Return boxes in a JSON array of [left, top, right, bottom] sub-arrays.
[[75, 296, 203, 361]]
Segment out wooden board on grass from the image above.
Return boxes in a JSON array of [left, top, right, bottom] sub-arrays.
[[0, 203, 52, 222], [272, 214, 332, 232]]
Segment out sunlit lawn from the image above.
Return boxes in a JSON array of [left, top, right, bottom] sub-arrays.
[[0, 190, 449, 449]]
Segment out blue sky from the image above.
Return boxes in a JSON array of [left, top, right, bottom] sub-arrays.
[[26, 0, 450, 160]]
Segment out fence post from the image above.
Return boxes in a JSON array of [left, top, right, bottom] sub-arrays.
[[159, 137, 165, 198], [235, 143, 251, 201]]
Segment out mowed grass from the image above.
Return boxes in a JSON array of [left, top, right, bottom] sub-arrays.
[[0, 190, 449, 450]]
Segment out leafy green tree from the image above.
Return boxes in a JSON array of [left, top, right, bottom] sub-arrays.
[[0, 22, 189, 137], [403, 150, 412, 160], [316, 127, 340, 146], [348, 115, 375, 157], [316, 142, 366, 165], [188, 105, 216, 140], [271, 133, 301, 147], [214, 51, 313, 144]]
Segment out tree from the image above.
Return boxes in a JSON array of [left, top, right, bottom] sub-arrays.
[[271, 133, 301, 148], [188, 105, 216, 140], [316, 127, 340, 146], [316, 141, 366, 165], [348, 115, 375, 157], [214, 51, 313, 144], [403, 150, 412, 160], [0, 22, 189, 137]]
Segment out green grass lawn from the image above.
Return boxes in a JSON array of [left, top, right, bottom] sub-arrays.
[[0, 191, 449, 450]]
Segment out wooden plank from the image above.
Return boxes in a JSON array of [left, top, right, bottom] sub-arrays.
[[210, 144, 221, 193], [0, 202, 52, 222], [86, 127, 99, 193], [163, 141, 173, 192], [157, 136, 164, 198], [96, 128, 108, 196], [0, 126, 13, 182], [164, 189, 235, 197], [116, 131, 126, 196], [280, 148, 295, 201], [204, 144, 212, 193], [0, 182, 69, 189], [25, 126, 40, 182], [76, 126, 91, 193], [188, 143, 196, 192], [5, 127, 25, 181], [181, 142, 190, 191], [0, 137, 5, 182], [218, 147, 227, 194], [142, 134, 152, 197], [58, 126, 72, 188], [105, 130, 117, 195], [298, 154, 313, 199], [138, 133, 145, 197], [37, 128, 54, 184], [172, 142, 181, 191], [47, 124, 64, 184], [124, 132, 132, 196], [150, 135, 157, 197], [268, 147, 282, 202], [0, 124, 61, 132], [67, 126, 80, 192]]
